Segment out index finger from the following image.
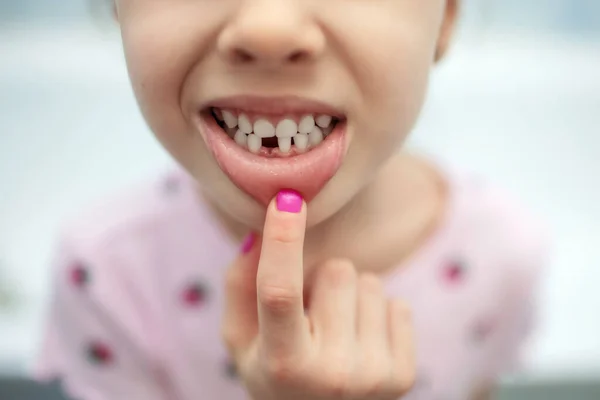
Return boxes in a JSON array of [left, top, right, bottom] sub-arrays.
[[256, 190, 310, 359]]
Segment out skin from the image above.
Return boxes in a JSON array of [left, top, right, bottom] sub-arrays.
[[113, 0, 493, 398]]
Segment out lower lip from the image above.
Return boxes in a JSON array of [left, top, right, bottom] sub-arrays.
[[196, 113, 348, 206]]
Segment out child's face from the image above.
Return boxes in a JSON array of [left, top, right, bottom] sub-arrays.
[[116, 0, 456, 228]]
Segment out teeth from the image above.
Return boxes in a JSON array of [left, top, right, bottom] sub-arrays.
[[253, 119, 276, 138], [308, 126, 324, 147], [247, 134, 261, 154], [218, 109, 336, 154], [276, 119, 298, 138], [315, 115, 332, 128], [298, 115, 315, 135], [234, 130, 247, 147], [294, 133, 309, 152], [238, 114, 253, 134], [278, 137, 292, 153], [222, 110, 238, 128]]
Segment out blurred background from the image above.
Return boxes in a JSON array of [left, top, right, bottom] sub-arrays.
[[1, 0, 599, 398]]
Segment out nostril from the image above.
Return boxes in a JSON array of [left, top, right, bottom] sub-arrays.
[[228, 47, 310, 65], [288, 50, 308, 63], [232, 48, 255, 63]]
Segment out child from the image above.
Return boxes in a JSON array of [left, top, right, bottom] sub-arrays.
[[33, 1, 550, 399]]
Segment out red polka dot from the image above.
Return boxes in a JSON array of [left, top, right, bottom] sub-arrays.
[[87, 341, 113, 365], [69, 264, 89, 287], [163, 176, 180, 194], [182, 282, 209, 307], [411, 373, 431, 394], [472, 319, 495, 343], [224, 357, 239, 379], [442, 260, 467, 283]]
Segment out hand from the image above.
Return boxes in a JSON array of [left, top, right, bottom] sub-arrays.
[[221, 190, 416, 400]]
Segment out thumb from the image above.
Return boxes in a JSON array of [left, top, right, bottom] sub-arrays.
[[221, 232, 262, 356]]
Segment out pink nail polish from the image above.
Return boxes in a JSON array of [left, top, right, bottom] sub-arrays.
[[276, 190, 303, 213], [240, 232, 256, 254]]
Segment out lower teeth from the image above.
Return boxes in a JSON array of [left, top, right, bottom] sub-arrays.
[[247, 134, 261, 153], [278, 137, 292, 153]]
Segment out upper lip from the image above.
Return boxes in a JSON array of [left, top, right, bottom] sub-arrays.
[[201, 95, 346, 118]]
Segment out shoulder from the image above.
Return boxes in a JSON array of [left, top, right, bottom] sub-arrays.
[[448, 165, 553, 287], [36, 169, 204, 385], [56, 167, 200, 260]]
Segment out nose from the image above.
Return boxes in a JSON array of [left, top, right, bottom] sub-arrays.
[[217, 0, 325, 67]]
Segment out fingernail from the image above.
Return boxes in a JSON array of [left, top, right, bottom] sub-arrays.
[[276, 190, 303, 213], [240, 232, 256, 254]]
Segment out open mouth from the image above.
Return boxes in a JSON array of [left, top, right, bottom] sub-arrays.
[[194, 97, 349, 206], [206, 108, 343, 157]]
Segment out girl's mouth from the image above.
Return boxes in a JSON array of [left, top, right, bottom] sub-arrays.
[[209, 108, 341, 157], [194, 96, 349, 206]]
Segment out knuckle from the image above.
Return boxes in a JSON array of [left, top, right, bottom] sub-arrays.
[[322, 368, 352, 397], [318, 353, 353, 396], [393, 367, 417, 394], [388, 380, 407, 397], [404, 369, 417, 389], [393, 299, 413, 321], [265, 217, 302, 245], [355, 356, 389, 396], [220, 326, 240, 351], [358, 374, 388, 397], [359, 272, 383, 293], [264, 355, 300, 384], [258, 285, 301, 314], [322, 258, 357, 286]]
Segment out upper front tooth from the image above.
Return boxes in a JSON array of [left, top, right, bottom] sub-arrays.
[[247, 134, 261, 154], [308, 126, 324, 147], [276, 119, 298, 138], [222, 110, 238, 128], [238, 114, 253, 134], [298, 115, 315, 135], [254, 119, 276, 138], [315, 115, 332, 128]]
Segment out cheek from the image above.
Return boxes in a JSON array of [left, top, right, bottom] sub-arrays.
[[350, 32, 435, 157], [120, 4, 221, 141], [325, 2, 440, 131], [359, 27, 435, 123], [338, 8, 440, 166], [381, 43, 432, 137]]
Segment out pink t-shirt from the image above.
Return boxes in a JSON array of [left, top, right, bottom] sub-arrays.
[[33, 162, 550, 400]]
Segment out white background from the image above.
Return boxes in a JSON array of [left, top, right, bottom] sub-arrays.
[[1, 1, 599, 381]]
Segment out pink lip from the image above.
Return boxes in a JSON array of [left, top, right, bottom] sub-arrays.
[[194, 96, 348, 206], [206, 95, 346, 117]]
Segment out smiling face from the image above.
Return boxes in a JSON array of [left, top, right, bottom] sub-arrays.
[[115, 0, 457, 229]]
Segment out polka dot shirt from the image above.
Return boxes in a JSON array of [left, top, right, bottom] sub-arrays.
[[32, 163, 550, 400]]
